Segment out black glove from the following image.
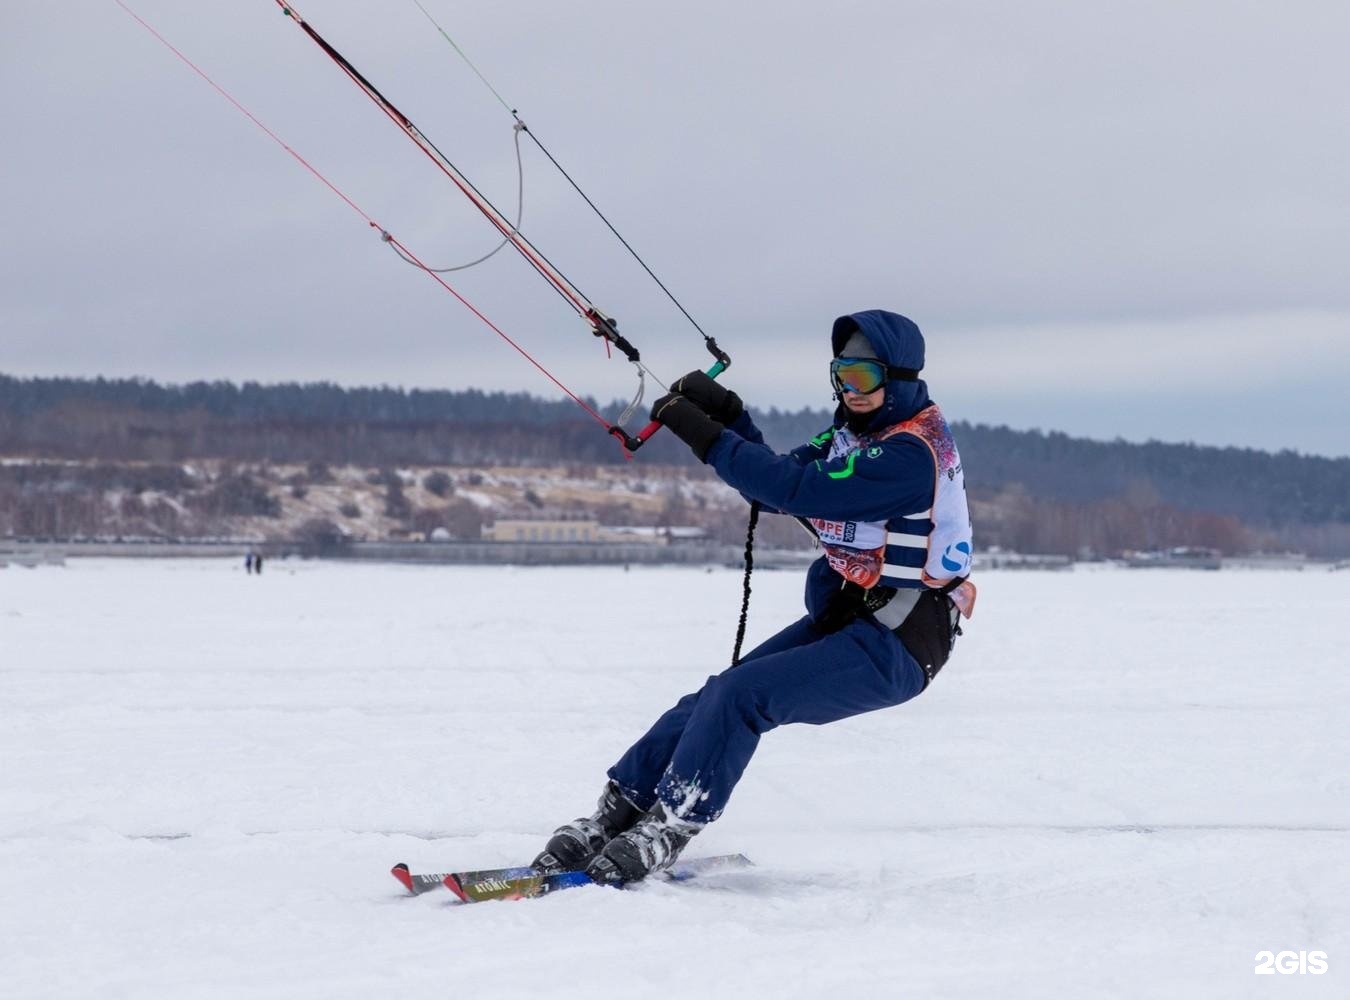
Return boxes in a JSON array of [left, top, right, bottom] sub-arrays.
[[650, 392, 724, 461], [670, 371, 743, 425], [814, 582, 868, 634]]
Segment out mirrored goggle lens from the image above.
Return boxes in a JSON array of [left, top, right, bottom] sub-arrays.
[[830, 358, 886, 394]]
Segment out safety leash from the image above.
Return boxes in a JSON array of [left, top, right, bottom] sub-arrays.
[[731, 502, 761, 666]]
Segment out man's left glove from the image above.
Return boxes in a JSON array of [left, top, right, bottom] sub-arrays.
[[651, 392, 724, 462], [670, 370, 743, 425]]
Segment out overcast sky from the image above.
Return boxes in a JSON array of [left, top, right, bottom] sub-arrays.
[[3, 1, 1348, 457]]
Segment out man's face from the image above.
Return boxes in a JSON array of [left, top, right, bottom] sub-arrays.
[[842, 385, 885, 414]]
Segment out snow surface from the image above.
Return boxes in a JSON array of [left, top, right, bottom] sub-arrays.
[[2, 559, 1347, 999]]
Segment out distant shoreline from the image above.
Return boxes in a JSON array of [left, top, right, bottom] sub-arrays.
[[3, 540, 1339, 572]]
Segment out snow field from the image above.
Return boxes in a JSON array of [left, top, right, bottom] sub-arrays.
[[1, 559, 1347, 998]]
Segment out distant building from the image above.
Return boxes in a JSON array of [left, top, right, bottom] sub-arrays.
[[483, 519, 602, 543], [974, 549, 1072, 570], [480, 519, 708, 545], [602, 525, 707, 545], [1123, 546, 1222, 570]]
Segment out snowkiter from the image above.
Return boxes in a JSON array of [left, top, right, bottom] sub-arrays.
[[535, 310, 976, 884]]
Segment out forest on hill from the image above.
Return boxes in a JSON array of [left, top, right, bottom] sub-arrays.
[[2, 374, 1347, 556]]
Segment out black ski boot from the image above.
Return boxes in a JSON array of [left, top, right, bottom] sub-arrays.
[[585, 802, 701, 885], [532, 780, 643, 874]]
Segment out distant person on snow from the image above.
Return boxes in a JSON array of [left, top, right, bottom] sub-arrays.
[[535, 310, 977, 884]]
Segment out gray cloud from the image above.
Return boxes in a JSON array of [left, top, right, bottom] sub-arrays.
[[3, 1, 1348, 456]]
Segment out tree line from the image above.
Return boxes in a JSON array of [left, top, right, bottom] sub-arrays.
[[2, 373, 1347, 555]]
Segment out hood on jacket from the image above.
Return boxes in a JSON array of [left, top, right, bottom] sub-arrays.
[[830, 309, 931, 430]]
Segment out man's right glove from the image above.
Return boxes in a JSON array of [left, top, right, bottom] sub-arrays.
[[650, 392, 725, 462], [670, 371, 743, 425]]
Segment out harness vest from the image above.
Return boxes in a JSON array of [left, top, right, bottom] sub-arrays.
[[808, 403, 976, 616]]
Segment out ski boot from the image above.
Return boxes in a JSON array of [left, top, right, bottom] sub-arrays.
[[532, 780, 643, 874], [585, 802, 702, 885]]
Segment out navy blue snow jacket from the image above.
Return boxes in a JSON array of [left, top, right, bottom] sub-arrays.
[[703, 310, 938, 621]]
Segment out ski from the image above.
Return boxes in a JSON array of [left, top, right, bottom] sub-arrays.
[[390, 863, 454, 896], [391, 854, 753, 902], [445, 866, 591, 902]]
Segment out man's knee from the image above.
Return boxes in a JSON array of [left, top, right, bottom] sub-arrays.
[[702, 672, 775, 733]]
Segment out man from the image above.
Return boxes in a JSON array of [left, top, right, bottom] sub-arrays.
[[535, 310, 976, 884]]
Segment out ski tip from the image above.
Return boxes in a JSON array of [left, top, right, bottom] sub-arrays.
[[442, 874, 470, 902], [390, 863, 415, 894]]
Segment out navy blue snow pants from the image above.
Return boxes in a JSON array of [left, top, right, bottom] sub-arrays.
[[608, 614, 928, 824]]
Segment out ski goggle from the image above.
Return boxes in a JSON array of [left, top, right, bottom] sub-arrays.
[[826, 356, 923, 394], [829, 357, 918, 395], [830, 358, 887, 394]]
